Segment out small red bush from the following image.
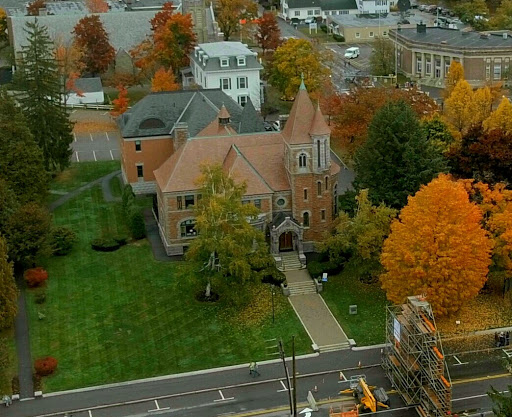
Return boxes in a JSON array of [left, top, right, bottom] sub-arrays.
[[34, 357, 58, 376], [24, 267, 48, 287]]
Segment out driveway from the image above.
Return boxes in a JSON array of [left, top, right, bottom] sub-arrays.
[[71, 131, 121, 162]]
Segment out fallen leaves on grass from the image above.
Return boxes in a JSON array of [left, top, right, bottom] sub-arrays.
[[73, 120, 117, 133], [437, 293, 512, 336]]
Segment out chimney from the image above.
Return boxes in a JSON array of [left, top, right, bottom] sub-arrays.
[[417, 21, 426, 33], [504, 32, 509, 39], [173, 122, 189, 151]]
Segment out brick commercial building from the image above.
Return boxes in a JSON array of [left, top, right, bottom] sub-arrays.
[[151, 81, 342, 258], [392, 23, 512, 87], [118, 89, 265, 194]]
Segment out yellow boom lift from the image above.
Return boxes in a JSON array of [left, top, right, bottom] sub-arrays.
[[340, 375, 390, 413]]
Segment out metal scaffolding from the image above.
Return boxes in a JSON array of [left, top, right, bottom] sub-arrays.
[[382, 295, 452, 417]]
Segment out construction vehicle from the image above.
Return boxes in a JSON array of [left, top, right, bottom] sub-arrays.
[[340, 375, 390, 413], [329, 404, 358, 417]]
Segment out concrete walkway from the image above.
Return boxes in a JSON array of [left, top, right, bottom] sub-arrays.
[[285, 269, 350, 352]]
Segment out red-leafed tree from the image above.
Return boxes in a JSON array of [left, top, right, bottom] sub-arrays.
[[85, 0, 109, 13], [151, 67, 180, 92], [150, 2, 175, 32], [110, 84, 129, 116], [132, 12, 196, 78], [73, 15, 115, 75], [332, 86, 438, 157], [256, 12, 281, 55], [26, 0, 46, 16]]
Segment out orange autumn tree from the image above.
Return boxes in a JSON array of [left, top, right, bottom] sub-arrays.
[[151, 67, 180, 92], [110, 84, 129, 116], [380, 174, 493, 316], [0, 8, 8, 45]]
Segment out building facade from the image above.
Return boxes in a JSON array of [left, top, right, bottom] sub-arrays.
[[392, 24, 512, 87], [153, 82, 342, 258], [280, 0, 359, 21], [117, 89, 265, 194], [185, 42, 263, 110]]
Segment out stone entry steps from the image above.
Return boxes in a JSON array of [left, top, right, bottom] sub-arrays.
[[279, 252, 304, 271], [288, 281, 317, 296], [319, 342, 351, 352]]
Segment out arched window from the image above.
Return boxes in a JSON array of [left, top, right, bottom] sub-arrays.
[[303, 212, 310, 227], [139, 118, 165, 129], [317, 181, 322, 196], [299, 153, 307, 168], [180, 219, 196, 237]]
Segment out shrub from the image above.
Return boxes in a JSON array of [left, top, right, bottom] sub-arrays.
[[307, 260, 342, 279], [24, 267, 48, 288], [35, 292, 46, 304], [113, 235, 129, 246], [129, 209, 146, 240], [122, 184, 135, 212], [50, 226, 77, 256], [34, 357, 58, 376], [333, 34, 345, 42], [261, 267, 286, 286], [320, 24, 327, 33], [91, 238, 120, 252]]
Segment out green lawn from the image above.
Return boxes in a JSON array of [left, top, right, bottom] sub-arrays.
[[321, 265, 388, 346], [28, 185, 310, 392], [109, 175, 122, 198], [50, 161, 120, 194]]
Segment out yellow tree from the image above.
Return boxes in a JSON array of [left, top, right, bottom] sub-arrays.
[[54, 37, 84, 99], [151, 67, 180, 92], [469, 86, 492, 127], [444, 79, 474, 133], [444, 61, 465, 98], [0, 8, 7, 45], [216, 0, 257, 41], [380, 174, 493, 316], [483, 97, 512, 133], [269, 38, 330, 99]]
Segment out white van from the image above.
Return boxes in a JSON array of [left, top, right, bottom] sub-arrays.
[[344, 47, 360, 59]]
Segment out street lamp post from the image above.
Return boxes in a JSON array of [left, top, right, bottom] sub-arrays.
[[395, 23, 401, 84]]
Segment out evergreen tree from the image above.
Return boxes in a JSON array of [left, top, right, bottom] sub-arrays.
[[354, 100, 448, 208], [0, 235, 18, 330], [0, 89, 48, 204], [13, 20, 73, 172]]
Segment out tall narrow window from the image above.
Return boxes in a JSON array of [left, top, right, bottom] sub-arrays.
[[135, 140, 141, 152], [177, 196, 183, 210], [136, 165, 143, 178], [317, 181, 322, 196], [321, 209, 326, 221], [317, 140, 321, 168], [325, 176, 329, 190], [303, 189, 308, 200], [303, 212, 310, 227], [299, 153, 307, 168]]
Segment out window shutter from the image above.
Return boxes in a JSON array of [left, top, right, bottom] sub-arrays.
[[237, 77, 240, 89]]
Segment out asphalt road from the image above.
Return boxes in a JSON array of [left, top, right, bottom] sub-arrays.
[[4, 346, 512, 417]]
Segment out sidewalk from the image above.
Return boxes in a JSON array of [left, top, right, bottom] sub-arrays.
[[285, 270, 350, 351]]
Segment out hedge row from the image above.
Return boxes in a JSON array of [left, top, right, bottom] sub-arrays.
[[122, 185, 146, 240]]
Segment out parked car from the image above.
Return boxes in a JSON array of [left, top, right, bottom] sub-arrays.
[[344, 47, 360, 59], [272, 121, 280, 131], [263, 121, 273, 131], [304, 16, 316, 24]]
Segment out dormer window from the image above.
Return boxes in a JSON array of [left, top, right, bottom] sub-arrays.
[[220, 57, 229, 67], [237, 56, 246, 66]]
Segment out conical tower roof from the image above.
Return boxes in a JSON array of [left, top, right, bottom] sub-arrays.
[[218, 104, 231, 119], [309, 104, 330, 136], [281, 80, 315, 145]]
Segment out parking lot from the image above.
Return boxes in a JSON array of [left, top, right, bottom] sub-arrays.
[[71, 131, 121, 162]]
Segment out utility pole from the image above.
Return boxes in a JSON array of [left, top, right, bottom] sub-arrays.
[[279, 340, 294, 416], [292, 336, 297, 417]]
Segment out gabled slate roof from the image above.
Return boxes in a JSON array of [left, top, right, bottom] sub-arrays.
[[118, 89, 264, 138]]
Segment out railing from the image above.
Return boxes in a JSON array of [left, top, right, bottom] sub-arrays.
[[66, 103, 116, 110]]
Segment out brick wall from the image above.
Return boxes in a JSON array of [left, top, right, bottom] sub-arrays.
[[121, 136, 174, 185]]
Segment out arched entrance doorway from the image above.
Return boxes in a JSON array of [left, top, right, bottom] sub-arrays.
[[279, 231, 294, 251]]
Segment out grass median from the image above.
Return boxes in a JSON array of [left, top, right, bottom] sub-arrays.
[[29, 179, 310, 392]]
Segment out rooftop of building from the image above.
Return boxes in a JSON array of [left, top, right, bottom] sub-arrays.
[[328, 12, 429, 27], [118, 89, 265, 138], [74, 77, 103, 93], [196, 41, 256, 57], [287, 0, 357, 10], [393, 26, 512, 49]]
